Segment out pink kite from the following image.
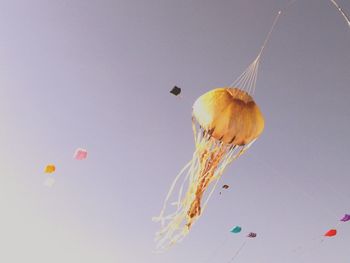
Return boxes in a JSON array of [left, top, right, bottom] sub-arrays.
[[74, 148, 88, 160]]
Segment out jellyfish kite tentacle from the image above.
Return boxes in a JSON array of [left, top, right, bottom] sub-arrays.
[[153, 141, 231, 250]]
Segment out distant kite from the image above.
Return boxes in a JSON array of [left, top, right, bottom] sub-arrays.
[[340, 214, 350, 222], [247, 232, 257, 238], [170, 86, 181, 96], [324, 229, 337, 237], [230, 226, 242, 234], [74, 148, 88, 160], [44, 164, 56, 173]]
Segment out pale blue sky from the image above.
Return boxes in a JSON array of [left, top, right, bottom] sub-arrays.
[[0, 0, 349, 262]]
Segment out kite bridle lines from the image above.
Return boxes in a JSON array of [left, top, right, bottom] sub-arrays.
[[230, 0, 349, 96]]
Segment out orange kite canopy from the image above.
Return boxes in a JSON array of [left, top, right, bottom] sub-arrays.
[[324, 229, 337, 237], [192, 88, 264, 145], [44, 164, 56, 174]]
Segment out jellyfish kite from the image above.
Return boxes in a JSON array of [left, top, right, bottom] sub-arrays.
[[154, 33, 271, 252], [153, 87, 265, 250], [153, 8, 282, 252]]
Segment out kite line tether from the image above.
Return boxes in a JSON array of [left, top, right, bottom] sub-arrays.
[[230, 0, 298, 95], [227, 241, 247, 263], [330, 0, 350, 28]]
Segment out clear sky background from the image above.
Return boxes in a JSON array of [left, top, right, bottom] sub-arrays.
[[0, 0, 349, 262]]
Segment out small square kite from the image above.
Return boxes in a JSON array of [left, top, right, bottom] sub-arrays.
[[230, 226, 242, 234], [74, 148, 88, 160], [340, 214, 350, 222], [170, 86, 181, 96], [247, 232, 257, 238], [44, 164, 56, 173]]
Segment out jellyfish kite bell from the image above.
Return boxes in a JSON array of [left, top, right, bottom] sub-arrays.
[[153, 88, 264, 250]]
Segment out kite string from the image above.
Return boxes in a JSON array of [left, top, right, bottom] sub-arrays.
[[257, 10, 282, 59], [254, 0, 298, 80], [254, 0, 350, 65], [204, 235, 230, 263], [231, 0, 299, 94], [227, 241, 247, 263], [330, 0, 350, 28]]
